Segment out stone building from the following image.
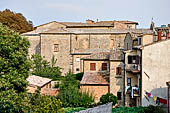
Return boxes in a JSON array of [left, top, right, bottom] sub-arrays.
[[23, 20, 152, 75], [80, 50, 123, 103], [123, 24, 170, 107], [26, 75, 59, 96]]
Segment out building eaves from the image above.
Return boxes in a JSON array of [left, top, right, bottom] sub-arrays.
[[26, 75, 52, 88], [80, 72, 109, 85], [82, 52, 110, 60]]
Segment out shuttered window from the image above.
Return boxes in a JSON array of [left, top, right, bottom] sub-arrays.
[[116, 67, 122, 75], [102, 63, 107, 71], [90, 63, 96, 71], [54, 44, 59, 52]]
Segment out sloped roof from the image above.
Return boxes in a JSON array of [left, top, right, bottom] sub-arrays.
[[81, 49, 122, 61], [109, 49, 122, 60], [41, 28, 70, 34], [72, 48, 110, 54], [82, 52, 110, 60], [80, 72, 109, 85], [97, 20, 138, 25], [61, 22, 114, 27], [26, 75, 52, 87]]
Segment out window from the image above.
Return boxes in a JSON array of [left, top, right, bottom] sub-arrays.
[[76, 57, 80, 62], [127, 78, 131, 86], [117, 92, 122, 100], [76, 68, 80, 72], [138, 37, 142, 45], [128, 55, 139, 64], [102, 63, 107, 71], [54, 44, 59, 52], [116, 67, 122, 75], [90, 63, 96, 71], [109, 39, 114, 49]]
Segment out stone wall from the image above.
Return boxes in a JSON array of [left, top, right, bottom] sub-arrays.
[[40, 34, 71, 74], [110, 61, 124, 105], [83, 60, 109, 73], [80, 85, 109, 103]]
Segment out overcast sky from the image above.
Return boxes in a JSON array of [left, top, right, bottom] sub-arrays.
[[1, 0, 170, 28]]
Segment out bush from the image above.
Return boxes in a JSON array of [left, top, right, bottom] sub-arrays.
[[58, 73, 94, 108], [29, 89, 64, 113], [31, 54, 62, 80], [99, 93, 117, 106], [143, 105, 166, 113], [64, 107, 86, 113]]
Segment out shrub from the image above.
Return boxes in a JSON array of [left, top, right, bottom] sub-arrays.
[[143, 105, 166, 113], [31, 54, 62, 80], [58, 73, 94, 108], [99, 93, 117, 106], [29, 89, 64, 113]]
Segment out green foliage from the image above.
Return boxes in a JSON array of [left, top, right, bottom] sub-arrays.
[[143, 105, 166, 113], [74, 72, 84, 81], [64, 107, 86, 113], [29, 89, 64, 113], [31, 54, 62, 80], [112, 105, 166, 113], [112, 106, 145, 113], [0, 9, 33, 33], [59, 72, 80, 89], [0, 24, 31, 112], [99, 93, 118, 106], [0, 24, 64, 112], [58, 73, 94, 108]]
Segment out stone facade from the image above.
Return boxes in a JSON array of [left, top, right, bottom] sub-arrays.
[[142, 39, 170, 106], [80, 85, 109, 103]]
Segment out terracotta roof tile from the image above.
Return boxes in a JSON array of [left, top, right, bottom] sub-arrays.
[[26, 75, 52, 87], [80, 72, 109, 85], [83, 52, 110, 60]]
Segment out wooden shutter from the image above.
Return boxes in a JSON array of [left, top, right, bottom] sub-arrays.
[[102, 63, 107, 70], [116, 67, 121, 75], [90, 63, 96, 71]]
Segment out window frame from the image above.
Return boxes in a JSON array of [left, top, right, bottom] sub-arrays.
[[127, 77, 131, 86], [116, 67, 122, 75], [117, 92, 122, 100], [54, 44, 59, 52], [90, 63, 96, 71], [102, 63, 107, 71]]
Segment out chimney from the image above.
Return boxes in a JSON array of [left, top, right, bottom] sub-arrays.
[[86, 19, 94, 24], [157, 30, 162, 41]]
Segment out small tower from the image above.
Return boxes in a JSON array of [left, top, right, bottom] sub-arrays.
[[150, 17, 155, 30]]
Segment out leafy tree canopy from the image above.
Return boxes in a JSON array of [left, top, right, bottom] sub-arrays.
[[0, 9, 33, 33], [0, 23, 31, 112], [31, 54, 62, 80], [0, 24, 64, 113], [58, 73, 94, 108]]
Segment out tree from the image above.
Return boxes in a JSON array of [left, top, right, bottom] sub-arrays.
[[0, 24, 64, 113], [58, 73, 94, 108], [0, 23, 31, 112], [29, 89, 64, 113], [99, 93, 118, 106], [31, 54, 62, 80], [0, 9, 33, 33]]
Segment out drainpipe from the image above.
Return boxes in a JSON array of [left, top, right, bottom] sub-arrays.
[[139, 49, 142, 106], [123, 51, 126, 106]]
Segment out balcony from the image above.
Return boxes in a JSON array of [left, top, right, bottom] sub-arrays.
[[126, 64, 140, 73], [126, 86, 140, 97]]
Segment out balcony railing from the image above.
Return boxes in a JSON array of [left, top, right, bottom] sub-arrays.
[[126, 86, 140, 98], [126, 64, 140, 73]]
